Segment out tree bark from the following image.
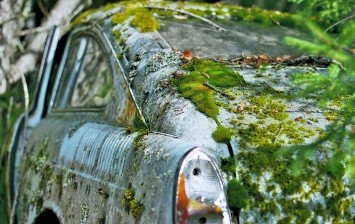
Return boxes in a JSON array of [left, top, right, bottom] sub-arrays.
[[0, 0, 88, 94]]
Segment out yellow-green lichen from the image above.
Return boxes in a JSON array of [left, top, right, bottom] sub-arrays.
[[205, 64, 354, 222], [122, 185, 144, 219], [126, 115, 148, 151], [112, 30, 121, 40], [112, 7, 159, 32], [71, 8, 99, 27]]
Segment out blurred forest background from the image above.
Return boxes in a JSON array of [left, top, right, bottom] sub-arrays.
[[0, 0, 354, 223]]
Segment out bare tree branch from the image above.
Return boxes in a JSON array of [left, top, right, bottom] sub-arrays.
[[147, 5, 226, 31]]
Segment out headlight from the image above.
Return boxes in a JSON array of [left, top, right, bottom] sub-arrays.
[[175, 148, 231, 224]]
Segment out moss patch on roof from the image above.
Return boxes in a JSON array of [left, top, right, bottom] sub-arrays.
[[173, 58, 245, 143], [175, 59, 245, 119], [71, 1, 300, 34], [212, 66, 354, 223], [112, 7, 159, 32], [163, 2, 298, 29]]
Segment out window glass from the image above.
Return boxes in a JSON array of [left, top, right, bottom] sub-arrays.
[[56, 36, 113, 109]]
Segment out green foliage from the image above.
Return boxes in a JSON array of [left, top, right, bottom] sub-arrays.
[[284, 19, 355, 182], [227, 178, 249, 214], [288, 0, 355, 30]]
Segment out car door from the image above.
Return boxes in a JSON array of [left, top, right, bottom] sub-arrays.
[[16, 25, 142, 223], [6, 26, 60, 222]]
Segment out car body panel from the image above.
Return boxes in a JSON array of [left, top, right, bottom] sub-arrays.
[[19, 115, 205, 223]]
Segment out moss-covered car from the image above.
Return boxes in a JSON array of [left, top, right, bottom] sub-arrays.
[[4, 1, 354, 224]]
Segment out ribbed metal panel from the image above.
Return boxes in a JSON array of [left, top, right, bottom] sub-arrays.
[[59, 123, 135, 179]]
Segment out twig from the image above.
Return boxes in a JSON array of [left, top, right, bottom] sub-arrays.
[[147, 5, 226, 31], [15, 25, 52, 37], [20, 72, 29, 125], [273, 123, 283, 143], [255, 48, 276, 62], [37, 0, 50, 18], [203, 82, 233, 98], [325, 14, 355, 33], [232, 70, 246, 87]]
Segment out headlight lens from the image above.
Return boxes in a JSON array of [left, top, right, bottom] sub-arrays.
[[175, 148, 231, 224]]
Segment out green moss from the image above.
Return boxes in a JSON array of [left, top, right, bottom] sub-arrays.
[[103, 2, 120, 11], [112, 7, 159, 32], [175, 58, 245, 122], [131, 9, 160, 32], [39, 164, 53, 190], [227, 178, 249, 214], [324, 111, 338, 121], [150, 9, 174, 17], [129, 199, 144, 219], [212, 126, 232, 144], [174, 58, 245, 144], [34, 140, 49, 173], [186, 8, 206, 17], [277, 217, 293, 224], [248, 95, 288, 120], [112, 30, 121, 40], [221, 157, 236, 176], [122, 185, 144, 219], [228, 6, 298, 28], [132, 131, 148, 151], [54, 172, 63, 199], [122, 185, 135, 212]]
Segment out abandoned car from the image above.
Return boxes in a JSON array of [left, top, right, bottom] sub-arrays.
[[4, 1, 354, 224]]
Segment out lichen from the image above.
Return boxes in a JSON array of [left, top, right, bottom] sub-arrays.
[[54, 172, 63, 199], [80, 203, 89, 224], [126, 115, 149, 151], [122, 185, 144, 219], [112, 7, 159, 32], [71, 8, 99, 27], [146, 50, 182, 74]]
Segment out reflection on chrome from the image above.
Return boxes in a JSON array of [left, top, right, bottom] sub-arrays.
[[176, 148, 231, 224]]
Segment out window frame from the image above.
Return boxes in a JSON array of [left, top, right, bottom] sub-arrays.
[[50, 28, 115, 113]]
